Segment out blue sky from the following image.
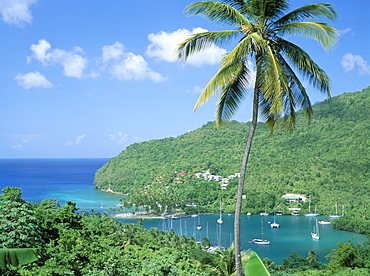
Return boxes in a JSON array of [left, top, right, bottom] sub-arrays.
[[1, 0, 369, 158]]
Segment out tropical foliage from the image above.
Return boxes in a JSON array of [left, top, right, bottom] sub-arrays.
[[0, 187, 274, 275], [0, 187, 369, 275]]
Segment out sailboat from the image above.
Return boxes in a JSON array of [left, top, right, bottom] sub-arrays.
[[251, 218, 270, 244], [270, 209, 280, 228], [311, 219, 320, 240], [305, 197, 318, 217], [259, 205, 269, 216], [196, 210, 202, 230], [329, 202, 341, 218], [217, 198, 223, 224]]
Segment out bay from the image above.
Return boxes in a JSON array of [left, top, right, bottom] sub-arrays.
[[118, 214, 366, 264], [0, 158, 366, 265], [0, 158, 123, 211]]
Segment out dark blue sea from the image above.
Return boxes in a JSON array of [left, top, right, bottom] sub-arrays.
[[0, 158, 366, 264], [0, 158, 123, 211]]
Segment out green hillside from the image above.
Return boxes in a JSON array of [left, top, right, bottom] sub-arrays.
[[94, 87, 369, 222]]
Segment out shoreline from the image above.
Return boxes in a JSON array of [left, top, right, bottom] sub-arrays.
[[112, 212, 214, 220], [95, 187, 127, 195]]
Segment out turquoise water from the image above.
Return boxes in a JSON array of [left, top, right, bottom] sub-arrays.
[[0, 158, 367, 265], [117, 214, 367, 264]]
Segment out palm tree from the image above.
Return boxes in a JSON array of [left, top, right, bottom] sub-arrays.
[[307, 249, 319, 266], [177, 0, 338, 275], [213, 242, 251, 275]]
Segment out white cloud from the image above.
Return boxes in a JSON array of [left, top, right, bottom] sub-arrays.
[[185, 86, 203, 94], [0, 0, 37, 26], [28, 39, 87, 78], [109, 132, 128, 144], [146, 28, 227, 67], [341, 53, 370, 75], [66, 134, 85, 146], [15, 71, 53, 89], [340, 28, 352, 35], [133, 136, 145, 143], [102, 42, 124, 62], [12, 144, 23, 150], [0, 133, 43, 150], [101, 42, 166, 82]]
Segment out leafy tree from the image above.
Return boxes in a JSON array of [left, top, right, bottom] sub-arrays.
[[177, 0, 338, 274], [0, 187, 44, 248], [325, 240, 370, 274], [0, 187, 23, 202], [281, 250, 309, 270]]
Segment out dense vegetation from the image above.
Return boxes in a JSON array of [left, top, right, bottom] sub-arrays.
[[94, 88, 369, 234], [1, 187, 369, 275], [0, 187, 212, 275]]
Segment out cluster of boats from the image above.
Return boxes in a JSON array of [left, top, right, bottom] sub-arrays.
[[192, 199, 342, 245]]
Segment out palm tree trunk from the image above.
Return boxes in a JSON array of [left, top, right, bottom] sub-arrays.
[[235, 83, 260, 276]]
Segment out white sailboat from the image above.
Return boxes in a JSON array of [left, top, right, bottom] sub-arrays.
[[329, 202, 341, 218], [196, 210, 202, 230], [305, 197, 318, 217], [311, 219, 320, 240], [259, 205, 269, 216], [270, 209, 280, 228], [251, 218, 270, 244], [217, 198, 223, 224]]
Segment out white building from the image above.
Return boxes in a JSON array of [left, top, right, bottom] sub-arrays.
[[195, 173, 203, 178], [214, 175, 223, 181], [282, 193, 307, 203]]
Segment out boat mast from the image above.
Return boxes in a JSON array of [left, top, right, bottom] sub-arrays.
[[261, 218, 264, 240]]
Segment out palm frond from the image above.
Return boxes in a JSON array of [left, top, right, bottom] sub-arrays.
[[257, 46, 301, 133], [258, 46, 289, 114], [273, 3, 337, 26], [177, 30, 240, 61], [278, 22, 338, 49], [186, 1, 250, 27], [216, 62, 251, 126], [219, 32, 260, 67], [259, 91, 277, 132], [244, 0, 289, 19], [276, 52, 313, 126], [223, 0, 249, 14], [194, 58, 249, 112], [278, 39, 331, 97]]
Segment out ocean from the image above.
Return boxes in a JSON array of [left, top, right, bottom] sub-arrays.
[[0, 158, 366, 264]]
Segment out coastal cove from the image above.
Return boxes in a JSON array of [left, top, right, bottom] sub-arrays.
[[0, 158, 367, 265], [115, 214, 366, 265]]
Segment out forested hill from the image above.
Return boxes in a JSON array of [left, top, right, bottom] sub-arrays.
[[94, 87, 369, 217]]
